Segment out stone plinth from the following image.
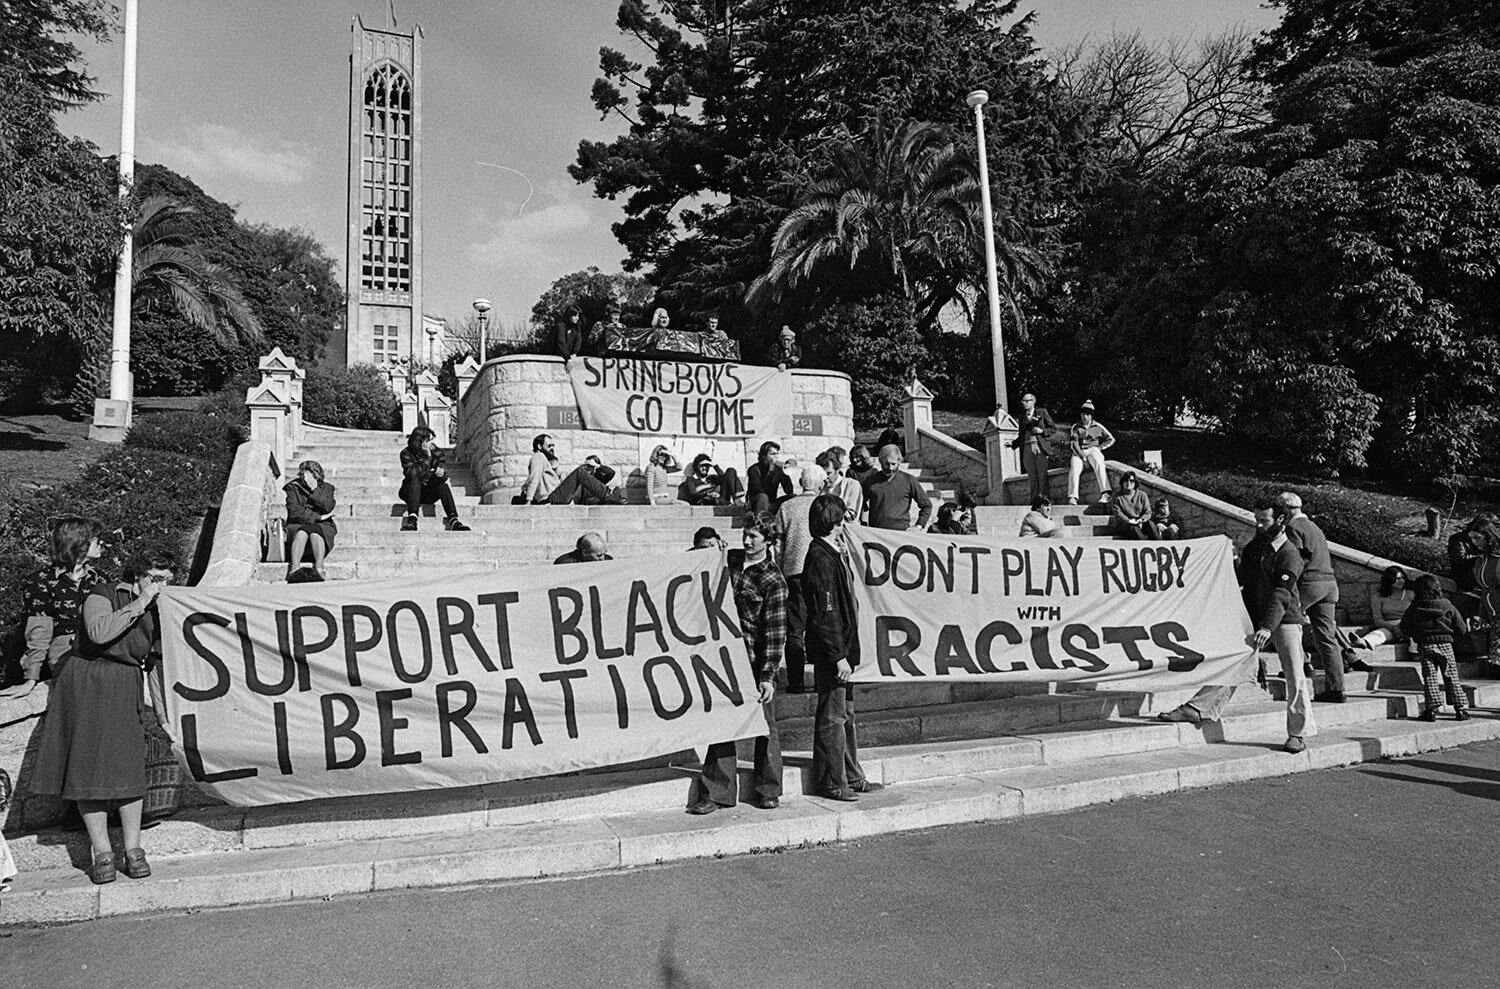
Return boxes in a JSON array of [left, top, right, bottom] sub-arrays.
[[454, 356, 855, 504]]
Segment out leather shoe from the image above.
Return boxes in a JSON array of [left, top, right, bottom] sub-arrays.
[[1283, 736, 1306, 754], [686, 800, 721, 816], [1348, 660, 1374, 673], [751, 795, 780, 810], [1313, 691, 1345, 703], [1456, 709, 1472, 721], [851, 780, 884, 794], [122, 847, 151, 879], [91, 851, 117, 884], [815, 788, 858, 802], [1414, 709, 1437, 722], [1156, 708, 1199, 724]]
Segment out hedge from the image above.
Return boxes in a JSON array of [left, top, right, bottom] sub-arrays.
[[0, 412, 241, 684]]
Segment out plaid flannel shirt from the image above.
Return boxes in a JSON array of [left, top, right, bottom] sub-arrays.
[[732, 557, 788, 684]]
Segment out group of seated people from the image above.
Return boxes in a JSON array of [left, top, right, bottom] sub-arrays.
[[1015, 483, 1184, 541]]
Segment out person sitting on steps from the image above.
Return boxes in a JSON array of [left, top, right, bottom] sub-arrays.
[[554, 532, 613, 564], [399, 426, 470, 532], [284, 460, 337, 581], [678, 454, 744, 506], [547, 456, 621, 505]]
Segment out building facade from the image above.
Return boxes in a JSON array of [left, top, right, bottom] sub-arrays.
[[339, 16, 423, 369]]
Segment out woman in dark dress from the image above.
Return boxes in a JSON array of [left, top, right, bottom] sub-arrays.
[[16, 517, 104, 689], [30, 548, 177, 884], [284, 459, 337, 581]]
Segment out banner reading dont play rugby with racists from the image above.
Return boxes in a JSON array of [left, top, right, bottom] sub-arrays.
[[844, 525, 1255, 689], [156, 552, 765, 806]]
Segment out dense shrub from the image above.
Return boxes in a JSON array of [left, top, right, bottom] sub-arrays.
[[0, 420, 237, 682], [804, 295, 928, 429], [125, 411, 244, 471], [1162, 467, 1450, 576], [302, 362, 400, 430]]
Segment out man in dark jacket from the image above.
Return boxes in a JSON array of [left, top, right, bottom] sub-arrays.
[[1278, 492, 1343, 703], [399, 426, 470, 532], [1158, 500, 1316, 752], [556, 304, 585, 359], [1009, 392, 1059, 502], [802, 493, 882, 801], [553, 532, 612, 564], [745, 441, 793, 514]]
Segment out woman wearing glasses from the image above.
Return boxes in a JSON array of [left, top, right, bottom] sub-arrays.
[[1110, 472, 1152, 540], [29, 547, 177, 885]]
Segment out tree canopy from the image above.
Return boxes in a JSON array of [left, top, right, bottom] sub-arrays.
[[0, 0, 117, 108]]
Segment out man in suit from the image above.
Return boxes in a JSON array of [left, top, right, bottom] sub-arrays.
[[802, 493, 882, 801], [1009, 393, 1058, 502]]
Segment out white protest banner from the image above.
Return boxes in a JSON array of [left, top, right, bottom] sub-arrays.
[[844, 525, 1255, 689], [156, 552, 765, 806], [567, 356, 794, 438]]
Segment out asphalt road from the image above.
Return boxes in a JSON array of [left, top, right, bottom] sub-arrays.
[[6, 741, 1499, 989]]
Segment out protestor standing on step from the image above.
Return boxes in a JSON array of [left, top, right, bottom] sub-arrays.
[[283, 460, 336, 582], [556, 304, 585, 359], [399, 426, 470, 531], [1109, 472, 1152, 539], [1277, 492, 1342, 703], [1159, 500, 1316, 753], [846, 445, 877, 486], [1066, 400, 1114, 505], [818, 446, 863, 522], [1010, 393, 1059, 502], [688, 516, 786, 814], [803, 494, 882, 801], [29, 548, 179, 885], [1400, 574, 1471, 721], [548, 455, 620, 505], [554, 532, 613, 564], [15, 517, 104, 691], [746, 440, 794, 514], [521, 434, 564, 504], [776, 465, 828, 694], [861, 444, 933, 532]]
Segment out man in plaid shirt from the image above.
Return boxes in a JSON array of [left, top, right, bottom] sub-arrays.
[[688, 515, 786, 813]]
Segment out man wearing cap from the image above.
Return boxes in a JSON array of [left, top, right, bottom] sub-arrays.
[[1067, 400, 1115, 505], [1010, 393, 1059, 503], [775, 325, 801, 369]]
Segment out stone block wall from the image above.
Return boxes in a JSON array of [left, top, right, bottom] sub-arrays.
[[913, 427, 987, 497], [455, 356, 855, 503]]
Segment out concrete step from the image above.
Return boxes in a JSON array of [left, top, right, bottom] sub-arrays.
[[1274, 669, 1500, 709], [8, 713, 1497, 926]]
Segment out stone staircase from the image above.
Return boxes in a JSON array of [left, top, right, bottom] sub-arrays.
[[7, 430, 1496, 926]]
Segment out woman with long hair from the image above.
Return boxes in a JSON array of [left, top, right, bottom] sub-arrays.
[[16, 517, 104, 690], [644, 444, 682, 505], [29, 547, 178, 884], [284, 460, 337, 581], [1110, 472, 1152, 540]]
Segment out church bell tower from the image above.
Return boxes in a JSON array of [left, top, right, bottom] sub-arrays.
[[339, 15, 423, 368]]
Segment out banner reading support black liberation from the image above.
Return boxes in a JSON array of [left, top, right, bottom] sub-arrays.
[[844, 525, 1255, 689], [567, 356, 793, 438], [157, 553, 766, 806]]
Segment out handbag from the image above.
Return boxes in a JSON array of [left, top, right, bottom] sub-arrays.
[[142, 695, 181, 821]]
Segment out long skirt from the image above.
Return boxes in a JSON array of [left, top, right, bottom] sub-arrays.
[[27, 656, 147, 802]]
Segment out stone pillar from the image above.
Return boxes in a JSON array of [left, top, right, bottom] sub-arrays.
[[901, 378, 934, 462], [401, 392, 422, 435], [454, 356, 481, 401], [246, 380, 293, 468], [388, 363, 410, 400], [425, 393, 454, 447], [288, 365, 306, 453], [412, 369, 439, 411], [983, 409, 1021, 505]]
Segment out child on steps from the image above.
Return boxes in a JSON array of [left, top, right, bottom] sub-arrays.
[[1400, 574, 1471, 722]]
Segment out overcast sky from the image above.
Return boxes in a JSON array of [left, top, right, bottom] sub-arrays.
[[60, 1, 1281, 327]]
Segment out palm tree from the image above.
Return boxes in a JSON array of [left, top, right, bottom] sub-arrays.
[[72, 196, 265, 410], [130, 196, 264, 347]]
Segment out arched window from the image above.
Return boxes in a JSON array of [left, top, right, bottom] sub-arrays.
[[359, 62, 414, 293]]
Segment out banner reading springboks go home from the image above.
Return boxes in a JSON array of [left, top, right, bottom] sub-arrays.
[[845, 526, 1254, 689], [156, 553, 765, 806], [567, 356, 794, 438]]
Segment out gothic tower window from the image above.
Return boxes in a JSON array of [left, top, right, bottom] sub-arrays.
[[359, 63, 414, 294]]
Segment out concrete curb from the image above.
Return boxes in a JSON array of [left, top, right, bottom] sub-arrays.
[[5, 713, 1497, 928]]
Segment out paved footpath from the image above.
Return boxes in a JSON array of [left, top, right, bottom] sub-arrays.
[[5, 740, 1499, 989]]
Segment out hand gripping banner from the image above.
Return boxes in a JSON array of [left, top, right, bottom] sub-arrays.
[[156, 552, 766, 806], [567, 356, 794, 438], [845, 525, 1255, 689]]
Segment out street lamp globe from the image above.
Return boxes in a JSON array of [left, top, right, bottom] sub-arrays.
[[966, 89, 989, 109], [471, 299, 492, 363]]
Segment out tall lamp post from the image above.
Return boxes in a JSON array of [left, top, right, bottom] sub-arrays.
[[91, 0, 140, 442], [967, 89, 1010, 415], [472, 298, 491, 364]]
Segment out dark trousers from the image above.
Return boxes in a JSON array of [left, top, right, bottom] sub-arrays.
[[1299, 580, 1342, 693], [401, 475, 458, 518], [784, 574, 807, 691], [698, 704, 782, 806], [812, 665, 865, 794], [1022, 443, 1048, 501]]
